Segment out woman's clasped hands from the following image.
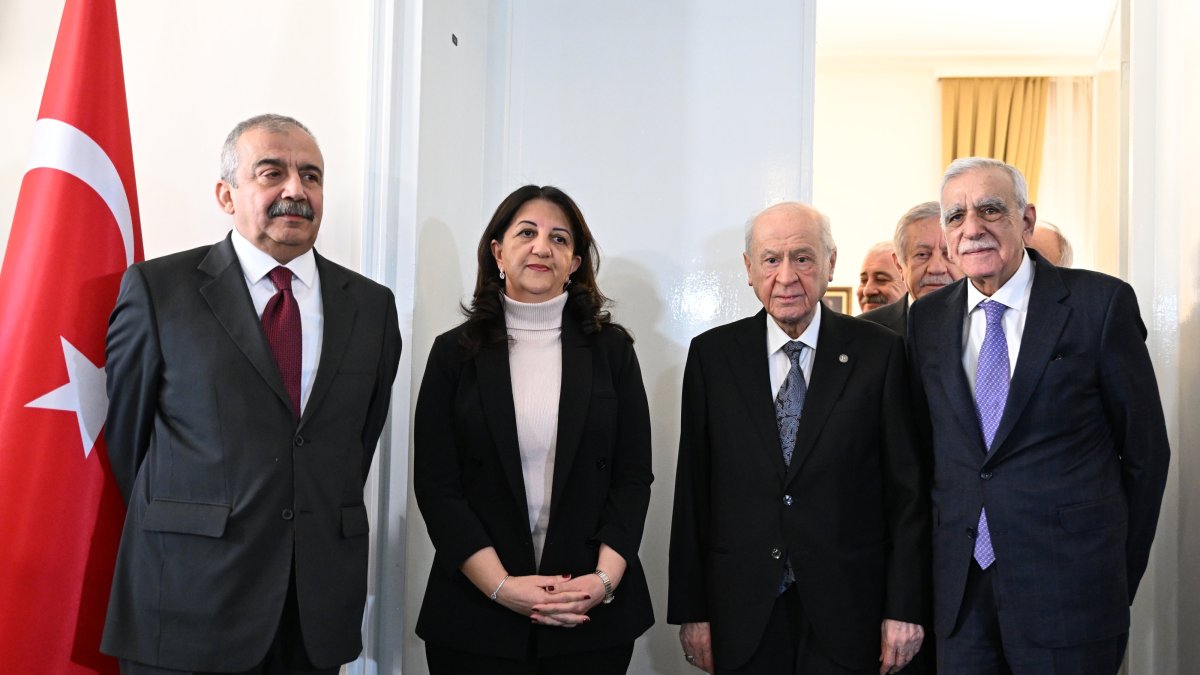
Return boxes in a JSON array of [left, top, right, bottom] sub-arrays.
[[494, 573, 606, 627]]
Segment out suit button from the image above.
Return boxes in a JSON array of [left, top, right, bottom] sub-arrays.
[[770, 548, 781, 560], [966, 527, 976, 539], [596, 458, 608, 469], [980, 471, 993, 480], [783, 495, 793, 506], [294, 435, 305, 447], [281, 508, 294, 521]]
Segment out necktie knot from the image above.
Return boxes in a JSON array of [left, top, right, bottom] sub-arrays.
[[980, 299, 1007, 327], [782, 340, 805, 364], [267, 266, 294, 293]]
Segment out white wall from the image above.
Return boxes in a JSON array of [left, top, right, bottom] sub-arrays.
[[401, 1, 815, 672], [812, 59, 943, 305], [0, 0, 371, 271], [1125, 0, 1199, 672]]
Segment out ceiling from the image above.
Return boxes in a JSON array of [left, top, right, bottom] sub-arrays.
[[816, 0, 1118, 61]]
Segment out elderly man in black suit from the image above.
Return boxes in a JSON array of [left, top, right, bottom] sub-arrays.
[[102, 114, 402, 674], [860, 201, 962, 337], [908, 157, 1169, 673], [669, 202, 928, 674]]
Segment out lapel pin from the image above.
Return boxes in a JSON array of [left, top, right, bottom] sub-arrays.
[[838, 354, 849, 363]]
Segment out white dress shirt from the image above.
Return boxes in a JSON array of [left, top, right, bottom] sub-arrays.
[[767, 302, 822, 399], [230, 229, 324, 413], [961, 252, 1034, 395]]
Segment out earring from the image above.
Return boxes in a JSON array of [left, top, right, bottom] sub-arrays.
[[564, 277, 573, 289], [499, 268, 505, 280]]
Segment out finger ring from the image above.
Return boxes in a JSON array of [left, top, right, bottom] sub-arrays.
[[685, 654, 695, 662]]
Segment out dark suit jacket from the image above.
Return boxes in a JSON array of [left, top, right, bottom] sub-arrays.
[[860, 295, 909, 337], [413, 313, 654, 659], [907, 249, 1170, 646], [101, 234, 401, 671], [668, 308, 927, 671]]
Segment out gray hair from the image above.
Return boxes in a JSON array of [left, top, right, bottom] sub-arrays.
[[893, 201, 942, 264], [1036, 220, 1074, 267], [940, 157, 1029, 220], [219, 113, 316, 186], [744, 202, 837, 258], [864, 241, 894, 261]]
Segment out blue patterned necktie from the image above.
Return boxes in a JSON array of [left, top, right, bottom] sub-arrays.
[[776, 341, 808, 467], [973, 299, 1008, 569]]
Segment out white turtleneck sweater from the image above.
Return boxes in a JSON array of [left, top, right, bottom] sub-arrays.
[[501, 291, 567, 567]]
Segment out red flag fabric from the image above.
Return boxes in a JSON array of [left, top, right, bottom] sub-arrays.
[[0, 0, 141, 671]]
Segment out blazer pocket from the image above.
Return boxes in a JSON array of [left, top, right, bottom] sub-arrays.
[[1058, 496, 1127, 533], [142, 498, 230, 538], [341, 504, 370, 538]]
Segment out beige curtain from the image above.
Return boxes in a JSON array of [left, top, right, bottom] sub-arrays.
[[1038, 76, 1094, 267], [940, 77, 1050, 202]]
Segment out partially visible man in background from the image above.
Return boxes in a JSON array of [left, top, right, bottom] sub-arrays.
[[857, 241, 906, 313], [1026, 220, 1073, 267], [860, 202, 962, 336]]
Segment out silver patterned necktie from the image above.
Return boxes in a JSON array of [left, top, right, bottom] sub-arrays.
[[775, 340, 806, 593], [776, 341, 807, 467], [973, 299, 1008, 569]]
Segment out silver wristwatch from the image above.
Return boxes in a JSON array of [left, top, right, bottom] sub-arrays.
[[594, 569, 615, 604]]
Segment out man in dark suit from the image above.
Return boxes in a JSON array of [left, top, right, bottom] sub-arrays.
[[860, 201, 961, 337], [102, 114, 402, 674], [908, 157, 1169, 673], [669, 202, 928, 674]]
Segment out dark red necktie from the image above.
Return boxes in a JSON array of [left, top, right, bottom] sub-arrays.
[[262, 266, 302, 420]]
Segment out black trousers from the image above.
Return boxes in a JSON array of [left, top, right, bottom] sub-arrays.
[[120, 564, 338, 675], [717, 585, 876, 675], [426, 639, 634, 675], [938, 561, 1128, 675]]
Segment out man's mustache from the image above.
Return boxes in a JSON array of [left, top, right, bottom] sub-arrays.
[[920, 273, 955, 288], [268, 199, 314, 220], [862, 293, 889, 306], [958, 236, 998, 255]]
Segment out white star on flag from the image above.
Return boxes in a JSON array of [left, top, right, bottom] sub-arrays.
[[25, 336, 108, 458]]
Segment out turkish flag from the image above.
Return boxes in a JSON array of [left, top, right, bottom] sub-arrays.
[[0, 0, 141, 671]]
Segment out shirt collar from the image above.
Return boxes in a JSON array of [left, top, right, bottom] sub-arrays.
[[966, 248, 1033, 313], [230, 228, 317, 289], [766, 301, 822, 356]]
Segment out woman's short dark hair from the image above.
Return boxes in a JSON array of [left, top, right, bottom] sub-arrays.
[[460, 185, 627, 353]]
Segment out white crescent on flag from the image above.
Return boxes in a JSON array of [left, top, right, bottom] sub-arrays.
[[21, 117, 134, 458], [28, 117, 135, 266]]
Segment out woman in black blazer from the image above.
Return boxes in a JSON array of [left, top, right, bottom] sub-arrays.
[[414, 185, 654, 673]]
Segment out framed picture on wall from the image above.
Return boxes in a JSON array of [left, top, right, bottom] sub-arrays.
[[822, 286, 852, 314]]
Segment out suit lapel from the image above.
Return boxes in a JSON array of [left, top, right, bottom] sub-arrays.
[[549, 317, 590, 518], [784, 310, 853, 484], [475, 339, 529, 516], [892, 296, 909, 336], [935, 280, 983, 447], [300, 254, 357, 427], [987, 254, 1069, 460], [728, 312, 787, 480], [198, 235, 293, 414]]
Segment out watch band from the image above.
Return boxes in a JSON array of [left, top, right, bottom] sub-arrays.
[[594, 568, 615, 604]]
